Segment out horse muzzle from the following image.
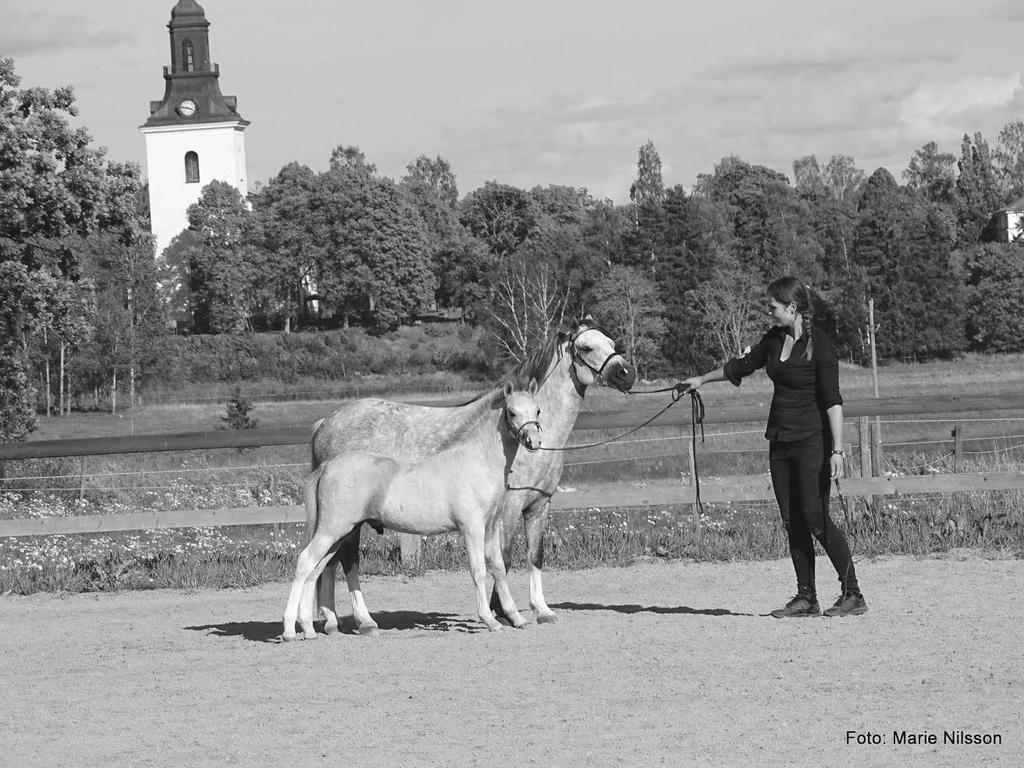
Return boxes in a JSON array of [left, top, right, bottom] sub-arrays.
[[604, 359, 637, 393], [518, 424, 542, 452]]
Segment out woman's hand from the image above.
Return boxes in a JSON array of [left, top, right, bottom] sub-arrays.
[[678, 376, 703, 393], [829, 452, 845, 480]]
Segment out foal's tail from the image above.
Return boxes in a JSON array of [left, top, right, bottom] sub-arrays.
[[305, 417, 326, 545], [304, 464, 326, 545], [310, 417, 325, 472]]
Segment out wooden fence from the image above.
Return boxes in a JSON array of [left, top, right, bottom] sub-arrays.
[[2, 390, 1024, 539]]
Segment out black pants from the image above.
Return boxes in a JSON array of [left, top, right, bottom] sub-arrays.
[[768, 435, 860, 597]]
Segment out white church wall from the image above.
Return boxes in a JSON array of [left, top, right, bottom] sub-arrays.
[[142, 121, 248, 258]]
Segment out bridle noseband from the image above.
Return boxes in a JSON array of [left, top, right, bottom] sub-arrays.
[[569, 326, 622, 387], [503, 407, 542, 447]]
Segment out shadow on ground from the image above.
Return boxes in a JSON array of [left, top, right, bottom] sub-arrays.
[[550, 601, 754, 618], [184, 610, 480, 642]]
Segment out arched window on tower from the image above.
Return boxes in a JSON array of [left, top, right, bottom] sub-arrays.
[[185, 152, 200, 184], [182, 40, 195, 72]]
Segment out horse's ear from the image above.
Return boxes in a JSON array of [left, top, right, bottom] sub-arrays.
[[529, 377, 539, 396], [502, 380, 513, 399]]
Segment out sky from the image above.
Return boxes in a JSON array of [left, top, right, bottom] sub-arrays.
[[6, 0, 1024, 202]]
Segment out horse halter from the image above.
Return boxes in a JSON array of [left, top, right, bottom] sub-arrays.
[[503, 405, 542, 446], [569, 326, 620, 381]]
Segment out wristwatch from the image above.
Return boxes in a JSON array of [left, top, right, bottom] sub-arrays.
[[831, 449, 845, 456]]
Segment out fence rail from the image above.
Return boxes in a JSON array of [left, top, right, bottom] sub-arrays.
[[4, 391, 1024, 460], [2, 390, 1023, 538], [4, 471, 1024, 538]]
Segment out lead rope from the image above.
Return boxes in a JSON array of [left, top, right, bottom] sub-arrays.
[[536, 383, 706, 514], [833, 476, 859, 597], [628, 387, 705, 515]]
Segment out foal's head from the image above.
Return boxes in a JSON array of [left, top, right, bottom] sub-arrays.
[[502, 378, 542, 452]]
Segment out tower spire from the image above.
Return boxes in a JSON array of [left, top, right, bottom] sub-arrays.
[[142, 0, 246, 126]]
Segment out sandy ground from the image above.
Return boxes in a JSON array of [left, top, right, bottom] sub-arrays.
[[1, 553, 1021, 768]]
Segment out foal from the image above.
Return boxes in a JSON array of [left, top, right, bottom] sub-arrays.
[[282, 380, 542, 640]]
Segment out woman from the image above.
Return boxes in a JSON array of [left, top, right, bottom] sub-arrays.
[[681, 276, 867, 618]]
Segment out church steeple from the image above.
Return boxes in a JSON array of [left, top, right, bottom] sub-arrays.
[[169, 0, 211, 75], [142, 0, 247, 127], [140, 1, 250, 287]]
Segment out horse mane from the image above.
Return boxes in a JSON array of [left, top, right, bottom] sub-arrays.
[[501, 329, 569, 390], [439, 328, 570, 413]]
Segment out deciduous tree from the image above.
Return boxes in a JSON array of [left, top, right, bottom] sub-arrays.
[[184, 181, 261, 333], [590, 265, 667, 377]]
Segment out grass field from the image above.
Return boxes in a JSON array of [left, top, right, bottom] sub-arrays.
[[2, 353, 1023, 595]]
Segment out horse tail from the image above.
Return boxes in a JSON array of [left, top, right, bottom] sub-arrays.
[[310, 417, 325, 472], [304, 464, 326, 545]]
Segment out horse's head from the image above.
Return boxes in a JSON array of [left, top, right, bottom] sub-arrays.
[[502, 379, 542, 451], [567, 320, 637, 393]]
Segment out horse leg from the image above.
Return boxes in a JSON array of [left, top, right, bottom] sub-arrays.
[[488, 510, 517, 622], [338, 526, 379, 637], [486, 523, 528, 629], [525, 500, 557, 624], [316, 542, 349, 635], [283, 532, 340, 641], [463, 522, 502, 632], [303, 461, 346, 634]]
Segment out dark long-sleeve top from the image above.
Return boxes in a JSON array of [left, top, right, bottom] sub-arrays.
[[723, 326, 843, 443]]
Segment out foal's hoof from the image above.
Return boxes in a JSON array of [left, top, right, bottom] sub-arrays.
[[357, 625, 381, 637], [281, 633, 296, 643], [323, 622, 339, 636], [486, 622, 504, 632], [302, 631, 318, 640], [536, 612, 559, 625]]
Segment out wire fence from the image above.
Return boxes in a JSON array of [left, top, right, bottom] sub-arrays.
[[3, 416, 1023, 509]]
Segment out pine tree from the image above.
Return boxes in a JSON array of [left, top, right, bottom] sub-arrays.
[[956, 133, 1003, 248], [221, 386, 258, 430]]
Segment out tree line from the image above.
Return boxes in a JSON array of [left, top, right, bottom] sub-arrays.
[[3, 56, 1024, 440]]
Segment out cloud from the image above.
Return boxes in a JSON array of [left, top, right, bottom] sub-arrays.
[[899, 75, 1024, 135], [990, 0, 1024, 22], [703, 43, 955, 83], [0, 13, 132, 57]]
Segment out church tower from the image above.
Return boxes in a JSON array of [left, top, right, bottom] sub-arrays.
[[140, 0, 249, 259]]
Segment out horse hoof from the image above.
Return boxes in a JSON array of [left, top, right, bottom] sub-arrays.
[[357, 625, 381, 637], [536, 612, 559, 625], [512, 619, 530, 629], [282, 633, 296, 642], [323, 623, 339, 636], [487, 622, 504, 632], [302, 631, 318, 640]]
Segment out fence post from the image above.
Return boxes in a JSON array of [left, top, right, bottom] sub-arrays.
[[843, 440, 855, 521], [78, 457, 86, 502], [857, 417, 871, 512], [400, 533, 422, 566], [952, 423, 962, 473], [857, 417, 870, 479], [686, 434, 701, 534], [870, 418, 884, 513]]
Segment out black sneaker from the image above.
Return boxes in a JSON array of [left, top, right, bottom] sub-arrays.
[[770, 595, 821, 618], [823, 593, 868, 617]]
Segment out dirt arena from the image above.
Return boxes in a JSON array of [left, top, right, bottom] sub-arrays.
[[2, 553, 1020, 768]]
